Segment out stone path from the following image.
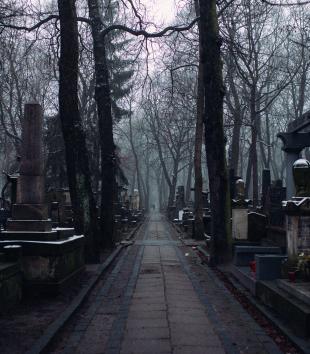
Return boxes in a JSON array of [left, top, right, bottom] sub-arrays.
[[48, 213, 282, 354]]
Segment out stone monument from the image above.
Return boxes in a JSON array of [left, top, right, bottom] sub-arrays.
[[283, 159, 310, 264], [0, 103, 85, 292], [232, 179, 250, 240]]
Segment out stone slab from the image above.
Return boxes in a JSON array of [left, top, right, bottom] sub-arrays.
[[255, 254, 287, 281], [0, 235, 84, 256], [1, 230, 59, 241], [277, 279, 310, 306], [6, 219, 52, 232], [234, 246, 282, 266], [257, 280, 310, 337], [232, 265, 257, 295], [232, 208, 248, 240], [11, 204, 48, 220]]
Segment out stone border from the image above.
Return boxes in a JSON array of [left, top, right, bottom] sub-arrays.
[[104, 221, 149, 354], [227, 270, 310, 354], [194, 245, 309, 353], [25, 222, 143, 354]]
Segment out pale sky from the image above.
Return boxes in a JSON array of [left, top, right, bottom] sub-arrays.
[[141, 0, 176, 25]]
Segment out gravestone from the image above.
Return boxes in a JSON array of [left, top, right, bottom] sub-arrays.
[[176, 186, 185, 212], [283, 159, 310, 263], [0, 103, 84, 292], [232, 179, 250, 240], [261, 169, 271, 211], [248, 212, 267, 242], [229, 169, 241, 201], [202, 191, 209, 209], [267, 180, 286, 227]]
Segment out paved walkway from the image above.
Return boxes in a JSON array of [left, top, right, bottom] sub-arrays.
[[49, 213, 281, 354]]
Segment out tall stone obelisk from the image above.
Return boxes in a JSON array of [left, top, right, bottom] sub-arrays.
[[6, 103, 53, 234]]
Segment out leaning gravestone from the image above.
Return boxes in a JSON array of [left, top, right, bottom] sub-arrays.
[[0, 103, 85, 292]]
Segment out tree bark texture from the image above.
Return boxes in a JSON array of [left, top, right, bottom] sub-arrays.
[[199, 0, 232, 263], [88, 0, 116, 249], [57, 0, 99, 262], [193, 0, 205, 240]]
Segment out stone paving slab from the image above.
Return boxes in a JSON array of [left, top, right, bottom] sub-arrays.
[[117, 217, 226, 354]]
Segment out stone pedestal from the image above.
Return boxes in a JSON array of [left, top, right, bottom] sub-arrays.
[[0, 235, 84, 293], [0, 103, 84, 292]]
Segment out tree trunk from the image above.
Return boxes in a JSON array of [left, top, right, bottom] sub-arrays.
[[200, 0, 231, 263], [57, 0, 99, 262], [128, 112, 144, 209], [226, 51, 242, 174], [87, 0, 115, 249], [250, 87, 258, 207], [245, 145, 253, 198], [193, 0, 205, 240], [185, 159, 193, 203]]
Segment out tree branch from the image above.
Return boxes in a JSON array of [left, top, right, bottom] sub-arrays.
[[0, 15, 90, 32], [262, 0, 310, 6], [101, 17, 199, 38]]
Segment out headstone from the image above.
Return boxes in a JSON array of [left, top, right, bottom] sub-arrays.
[[248, 212, 267, 242], [176, 186, 185, 211], [229, 169, 241, 200], [267, 180, 286, 227], [283, 159, 310, 263], [261, 169, 271, 211], [202, 191, 209, 208], [232, 179, 250, 240]]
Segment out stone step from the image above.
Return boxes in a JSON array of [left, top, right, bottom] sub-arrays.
[[232, 265, 257, 295], [277, 279, 310, 306], [257, 280, 310, 338]]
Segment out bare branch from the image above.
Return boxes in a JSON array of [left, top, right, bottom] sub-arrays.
[[262, 0, 310, 6], [0, 15, 90, 32], [101, 17, 199, 38]]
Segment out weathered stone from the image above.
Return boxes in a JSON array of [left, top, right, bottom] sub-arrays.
[[1, 103, 85, 293], [248, 212, 267, 242], [234, 246, 282, 266], [255, 254, 286, 281], [232, 209, 248, 240], [12, 204, 48, 220], [7, 219, 52, 232]]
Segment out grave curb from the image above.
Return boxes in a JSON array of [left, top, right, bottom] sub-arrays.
[[196, 245, 310, 354], [227, 269, 310, 354], [25, 221, 143, 354]]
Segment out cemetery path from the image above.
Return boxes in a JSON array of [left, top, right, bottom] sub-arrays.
[[47, 213, 283, 354]]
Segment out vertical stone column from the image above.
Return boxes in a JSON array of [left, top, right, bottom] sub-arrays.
[[7, 103, 51, 230], [18, 103, 45, 204]]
